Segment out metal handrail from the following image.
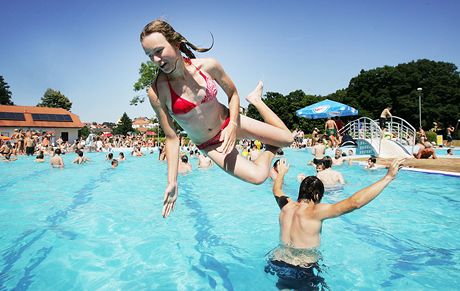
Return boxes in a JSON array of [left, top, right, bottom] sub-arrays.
[[373, 116, 417, 152], [340, 117, 382, 154]]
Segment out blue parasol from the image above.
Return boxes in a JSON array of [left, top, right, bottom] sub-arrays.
[[296, 99, 358, 119]]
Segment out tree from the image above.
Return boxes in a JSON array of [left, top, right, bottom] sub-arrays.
[[341, 59, 460, 129], [79, 126, 90, 139], [0, 76, 14, 105], [246, 90, 324, 133], [131, 61, 160, 105], [113, 112, 134, 136], [37, 88, 72, 111]]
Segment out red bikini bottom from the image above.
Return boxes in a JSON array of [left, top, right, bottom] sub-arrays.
[[197, 117, 230, 150]]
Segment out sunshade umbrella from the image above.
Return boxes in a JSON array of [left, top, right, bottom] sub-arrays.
[[296, 99, 358, 119]]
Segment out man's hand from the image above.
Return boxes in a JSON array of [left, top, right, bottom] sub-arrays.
[[277, 159, 290, 175], [162, 183, 178, 218], [385, 158, 405, 179]]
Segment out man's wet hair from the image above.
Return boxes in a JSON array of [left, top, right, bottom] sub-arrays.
[[107, 153, 113, 159], [298, 176, 324, 203], [78, 151, 83, 157], [55, 148, 61, 155], [322, 156, 333, 169], [181, 155, 188, 163], [368, 157, 377, 163], [273, 159, 280, 169]]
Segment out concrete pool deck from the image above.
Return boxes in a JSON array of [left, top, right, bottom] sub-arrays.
[[351, 157, 460, 174]]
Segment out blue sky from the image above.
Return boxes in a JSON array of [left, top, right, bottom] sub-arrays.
[[1, 0, 459, 122]]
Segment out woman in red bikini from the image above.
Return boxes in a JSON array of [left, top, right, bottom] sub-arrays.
[[141, 20, 294, 218]]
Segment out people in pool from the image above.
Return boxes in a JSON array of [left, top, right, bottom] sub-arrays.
[[73, 150, 90, 164], [50, 148, 64, 168], [141, 19, 293, 217], [267, 158, 404, 287], [316, 156, 345, 187], [118, 152, 126, 161], [178, 154, 192, 174]]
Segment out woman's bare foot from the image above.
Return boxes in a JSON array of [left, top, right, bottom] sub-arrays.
[[245, 81, 264, 105]]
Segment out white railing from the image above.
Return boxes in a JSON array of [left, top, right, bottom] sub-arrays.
[[374, 116, 416, 154], [339, 117, 382, 154]]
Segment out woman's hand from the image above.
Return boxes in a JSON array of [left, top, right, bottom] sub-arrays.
[[216, 121, 237, 154], [162, 182, 178, 218]]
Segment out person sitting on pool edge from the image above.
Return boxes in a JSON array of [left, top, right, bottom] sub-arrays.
[[266, 158, 404, 288]]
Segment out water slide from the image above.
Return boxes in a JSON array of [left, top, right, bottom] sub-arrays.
[[366, 138, 413, 158], [341, 116, 415, 158]]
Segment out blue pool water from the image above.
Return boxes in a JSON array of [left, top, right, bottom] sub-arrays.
[[1, 150, 459, 290]]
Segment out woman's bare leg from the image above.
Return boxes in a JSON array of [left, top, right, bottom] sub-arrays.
[[204, 144, 279, 185], [246, 81, 290, 132]]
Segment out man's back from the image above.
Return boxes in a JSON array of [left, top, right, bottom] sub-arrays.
[[317, 168, 344, 187], [325, 119, 336, 129], [279, 202, 323, 249], [312, 144, 325, 159]]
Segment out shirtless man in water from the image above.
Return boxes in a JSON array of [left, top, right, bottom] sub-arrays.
[[266, 158, 403, 288], [50, 148, 64, 168]]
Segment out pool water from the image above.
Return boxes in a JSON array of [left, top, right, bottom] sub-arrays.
[[0, 149, 459, 290]]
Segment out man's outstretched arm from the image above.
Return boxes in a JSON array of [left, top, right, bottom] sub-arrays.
[[273, 159, 292, 209], [317, 158, 405, 220]]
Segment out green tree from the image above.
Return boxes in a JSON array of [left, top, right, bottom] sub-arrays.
[[0, 76, 14, 105], [131, 61, 160, 105], [113, 112, 134, 136], [246, 90, 324, 134], [341, 59, 460, 129], [37, 88, 72, 111], [79, 126, 90, 139]]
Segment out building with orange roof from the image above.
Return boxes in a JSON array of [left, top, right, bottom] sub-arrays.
[[0, 105, 84, 142], [132, 116, 156, 131]]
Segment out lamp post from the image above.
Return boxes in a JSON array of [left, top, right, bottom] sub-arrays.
[[417, 88, 422, 128]]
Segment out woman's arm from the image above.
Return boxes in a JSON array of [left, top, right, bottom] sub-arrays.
[[206, 58, 240, 154], [148, 86, 180, 218]]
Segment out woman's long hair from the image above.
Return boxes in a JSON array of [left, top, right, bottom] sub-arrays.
[[140, 19, 213, 59]]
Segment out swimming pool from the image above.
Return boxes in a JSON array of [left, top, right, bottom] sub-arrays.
[[1, 149, 459, 290]]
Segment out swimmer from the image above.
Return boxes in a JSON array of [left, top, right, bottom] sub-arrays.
[[35, 151, 45, 163], [268, 158, 404, 286], [196, 151, 212, 168], [118, 152, 126, 161], [50, 148, 64, 168], [316, 156, 345, 187], [364, 157, 385, 170], [310, 139, 325, 166], [141, 20, 293, 217], [106, 153, 114, 160], [111, 159, 118, 168], [178, 155, 192, 174], [73, 150, 90, 164], [332, 148, 345, 166], [447, 149, 453, 156]]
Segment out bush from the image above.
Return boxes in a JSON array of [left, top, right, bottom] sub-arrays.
[[425, 131, 437, 143]]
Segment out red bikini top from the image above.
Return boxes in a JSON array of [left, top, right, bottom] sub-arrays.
[[167, 58, 218, 115]]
